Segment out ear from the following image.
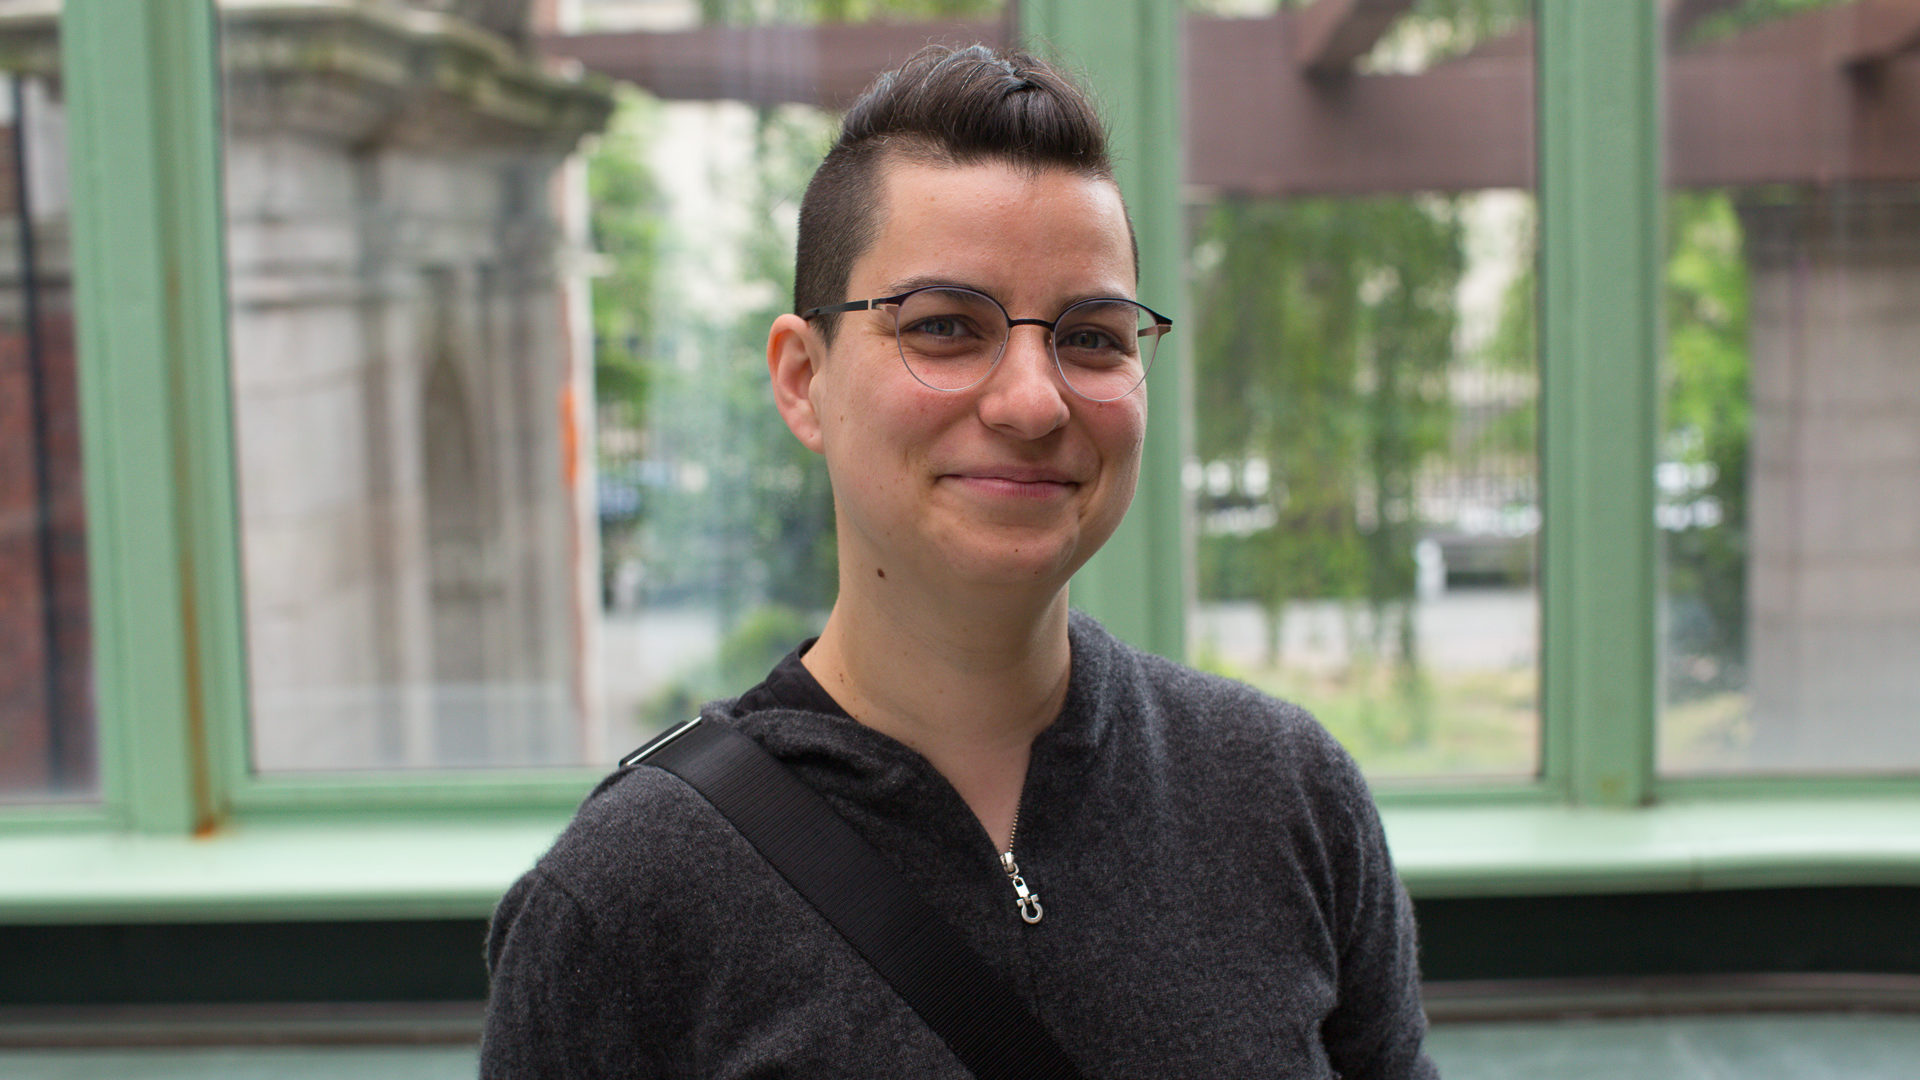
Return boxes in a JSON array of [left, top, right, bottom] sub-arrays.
[[767, 312, 827, 454]]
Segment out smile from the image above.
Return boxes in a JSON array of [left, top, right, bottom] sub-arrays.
[[946, 471, 1081, 499]]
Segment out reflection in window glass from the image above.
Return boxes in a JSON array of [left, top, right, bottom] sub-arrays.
[[230, 0, 1006, 770], [1185, 1, 1539, 778], [0, 13, 95, 801], [590, 88, 839, 749], [586, 0, 1009, 749], [223, 4, 614, 771], [1661, 0, 1920, 774]]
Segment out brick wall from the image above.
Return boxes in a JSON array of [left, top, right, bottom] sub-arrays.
[[0, 130, 91, 792]]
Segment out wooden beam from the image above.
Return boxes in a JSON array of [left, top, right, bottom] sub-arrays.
[[539, 18, 1008, 111], [1187, 14, 1533, 195], [1188, 9, 1920, 196], [540, 10, 1920, 197], [1837, 0, 1920, 73], [1293, 0, 1416, 78]]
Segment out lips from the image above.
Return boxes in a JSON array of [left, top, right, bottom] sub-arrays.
[[944, 467, 1082, 501], [956, 466, 1080, 485]]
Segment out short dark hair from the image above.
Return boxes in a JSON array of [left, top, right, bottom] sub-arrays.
[[793, 44, 1130, 341]]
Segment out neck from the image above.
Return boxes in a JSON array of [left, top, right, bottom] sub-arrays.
[[802, 570, 1072, 851]]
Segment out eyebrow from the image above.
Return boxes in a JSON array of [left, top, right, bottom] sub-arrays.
[[879, 275, 1138, 308], [881, 275, 990, 296]]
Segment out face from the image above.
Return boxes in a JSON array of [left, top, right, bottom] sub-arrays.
[[768, 159, 1147, 598]]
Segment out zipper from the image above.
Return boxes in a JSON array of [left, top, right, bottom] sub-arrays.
[[999, 797, 1044, 924]]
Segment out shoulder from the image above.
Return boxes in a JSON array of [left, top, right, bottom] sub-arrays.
[[1070, 610, 1367, 801], [551, 758, 734, 867], [484, 753, 788, 1075], [508, 758, 754, 938]]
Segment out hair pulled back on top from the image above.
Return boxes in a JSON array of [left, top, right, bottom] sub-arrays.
[[793, 44, 1125, 340]]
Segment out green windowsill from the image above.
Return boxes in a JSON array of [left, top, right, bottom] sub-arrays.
[[3, 797, 1920, 924], [0, 817, 568, 924], [1386, 796, 1920, 896]]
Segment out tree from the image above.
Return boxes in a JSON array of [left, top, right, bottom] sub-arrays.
[[593, 0, 1006, 728], [1192, 196, 1460, 685], [1663, 191, 1749, 700]]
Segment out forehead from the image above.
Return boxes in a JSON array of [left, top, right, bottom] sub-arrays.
[[855, 158, 1136, 299]]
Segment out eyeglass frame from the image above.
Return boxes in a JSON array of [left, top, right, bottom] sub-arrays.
[[799, 285, 1174, 402]]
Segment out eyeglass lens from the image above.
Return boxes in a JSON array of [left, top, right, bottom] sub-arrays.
[[892, 287, 1160, 401]]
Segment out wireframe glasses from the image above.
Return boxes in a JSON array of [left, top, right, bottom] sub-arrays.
[[802, 285, 1172, 402]]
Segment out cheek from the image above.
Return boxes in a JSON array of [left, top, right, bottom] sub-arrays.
[[1098, 399, 1149, 472]]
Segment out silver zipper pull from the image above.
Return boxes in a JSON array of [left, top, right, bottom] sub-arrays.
[[1000, 850, 1043, 924]]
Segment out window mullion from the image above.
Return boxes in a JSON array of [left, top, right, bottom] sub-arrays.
[[1538, 0, 1662, 807], [63, 0, 244, 833], [1020, 0, 1190, 660]]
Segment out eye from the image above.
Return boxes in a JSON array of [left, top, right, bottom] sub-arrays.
[[907, 315, 971, 340], [1054, 322, 1138, 370], [1058, 327, 1121, 352]]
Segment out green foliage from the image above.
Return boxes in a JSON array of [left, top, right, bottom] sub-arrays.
[[1186, 0, 1531, 732], [1643, 25, 1846, 439], [640, 604, 822, 729], [1685, 0, 1851, 44], [1663, 191, 1750, 698], [1191, 195, 1462, 678], [598, 0, 1007, 623], [1472, 209, 1538, 466], [588, 87, 669, 422], [616, 103, 841, 619], [1379, 0, 1535, 65], [1194, 646, 1537, 776]]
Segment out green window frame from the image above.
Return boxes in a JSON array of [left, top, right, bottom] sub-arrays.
[[3, 0, 1918, 928]]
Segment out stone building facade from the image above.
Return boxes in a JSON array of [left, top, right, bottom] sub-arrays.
[[220, 1, 611, 770], [0, 0, 611, 779], [1741, 186, 1920, 770]]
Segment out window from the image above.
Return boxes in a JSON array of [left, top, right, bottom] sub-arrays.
[[219, 3, 610, 772], [1, 0, 1915, 932], [1661, 0, 1920, 777], [0, 4, 92, 802], [1184, 0, 1541, 779]]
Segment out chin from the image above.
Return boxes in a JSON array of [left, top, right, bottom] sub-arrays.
[[944, 534, 1099, 592]]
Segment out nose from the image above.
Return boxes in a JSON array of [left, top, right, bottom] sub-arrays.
[[976, 325, 1071, 439]]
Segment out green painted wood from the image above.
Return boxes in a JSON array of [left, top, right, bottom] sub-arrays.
[[22, 0, 1916, 937], [1538, 1, 1662, 808], [1389, 796, 1920, 896], [1659, 774, 1920, 800], [160, 2, 253, 825], [1019, 0, 1189, 660], [63, 0, 243, 834], [0, 805, 111, 834], [8, 798, 1920, 924], [0, 818, 570, 923], [228, 770, 602, 817]]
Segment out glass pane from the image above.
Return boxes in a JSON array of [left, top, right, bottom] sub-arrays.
[[221, 4, 608, 771], [1660, 0, 1920, 775], [227, 0, 1007, 771], [1184, 0, 1539, 778], [0, 11, 96, 802], [584, 0, 1006, 753], [590, 90, 839, 748]]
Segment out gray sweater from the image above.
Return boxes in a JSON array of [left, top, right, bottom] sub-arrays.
[[482, 613, 1437, 1078]]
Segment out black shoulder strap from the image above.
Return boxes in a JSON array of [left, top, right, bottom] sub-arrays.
[[624, 717, 1087, 1080]]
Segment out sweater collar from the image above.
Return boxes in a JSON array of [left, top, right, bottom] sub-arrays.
[[710, 610, 1122, 809]]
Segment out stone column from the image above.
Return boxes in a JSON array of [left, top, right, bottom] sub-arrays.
[[1739, 185, 1920, 770], [222, 5, 610, 769]]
